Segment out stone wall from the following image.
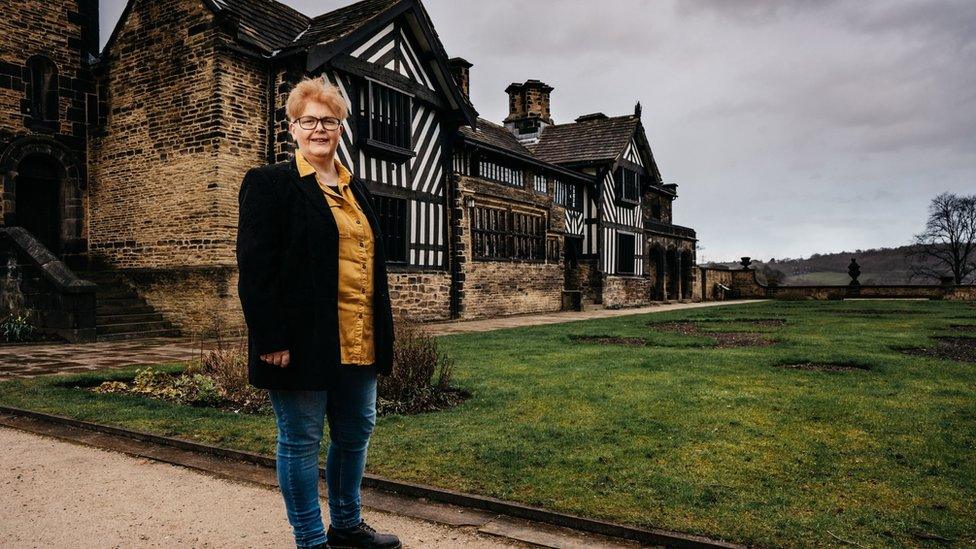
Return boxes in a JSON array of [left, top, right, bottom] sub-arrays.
[[726, 267, 976, 301], [946, 285, 976, 301], [455, 173, 566, 319], [388, 270, 451, 321], [119, 266, 242, 337], [89, 0, 225, 269], [0, 0, 96, 141], [0, 227, 95, 342], [730, 269, 767, 298], [698, 267, 733, 301], [566, 258, 601, 302], [602, 274, 652, 308], [462, 260, 563, 319], [0, 0, 97, 257], [212, 47, 269, 265]]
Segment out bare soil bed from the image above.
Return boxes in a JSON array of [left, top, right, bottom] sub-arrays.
[[776, 362, 871, 372], [647, 321, 777, 348], [569, 335, 648, 346], [900, 336, 976, 363]]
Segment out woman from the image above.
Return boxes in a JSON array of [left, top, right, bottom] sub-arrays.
[[236, 76, 400, 549]]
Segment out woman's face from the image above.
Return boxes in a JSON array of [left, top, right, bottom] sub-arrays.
[[289, 100, 343, 161]]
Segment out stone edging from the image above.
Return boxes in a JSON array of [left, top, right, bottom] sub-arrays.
[[0, 404, 744, 549]]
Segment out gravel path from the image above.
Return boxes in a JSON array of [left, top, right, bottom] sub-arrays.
[[0, 426, 522, 548]]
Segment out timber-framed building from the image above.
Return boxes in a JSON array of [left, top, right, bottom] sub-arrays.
[[0, 0, 698, 340]]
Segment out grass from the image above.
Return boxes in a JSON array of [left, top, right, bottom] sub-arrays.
[[2, 300, 975, 547]]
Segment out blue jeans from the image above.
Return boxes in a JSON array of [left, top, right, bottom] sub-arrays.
[[268, 365, 378, 548]]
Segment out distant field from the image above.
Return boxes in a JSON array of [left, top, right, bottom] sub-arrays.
[[785, 271, 900, 285]]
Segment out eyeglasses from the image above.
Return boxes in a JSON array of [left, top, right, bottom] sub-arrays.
[[294, 116, 341, 131]]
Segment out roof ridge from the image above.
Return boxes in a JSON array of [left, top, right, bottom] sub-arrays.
[[547, 113, 638, 128]]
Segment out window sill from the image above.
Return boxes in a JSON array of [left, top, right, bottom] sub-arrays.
[[361, 139, 416, 162]]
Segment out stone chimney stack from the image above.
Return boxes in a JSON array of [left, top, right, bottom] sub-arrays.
[[449, 57, 472, 102], [503, 79, 554, 144]]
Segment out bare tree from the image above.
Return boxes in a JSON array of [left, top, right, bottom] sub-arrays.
[[907, 192, 976, 284]]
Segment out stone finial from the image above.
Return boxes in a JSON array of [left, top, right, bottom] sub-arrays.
[[634, 101, 642, 118], [848, 258, 861, 286], [740, 257, 752, 270]]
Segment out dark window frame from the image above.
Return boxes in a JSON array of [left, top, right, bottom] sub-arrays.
[[616, 232, 636, 275], [474, 154, 524, 188], [470, 204, 547, 262], [554, 179, 580, 209], [614, 166, 641, 205], [372, 193, 409, 264], [358, 79, 415, 162]]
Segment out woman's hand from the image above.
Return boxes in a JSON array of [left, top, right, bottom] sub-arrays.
[[260, 349, 290, 368]]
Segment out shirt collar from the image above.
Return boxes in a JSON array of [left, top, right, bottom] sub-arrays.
[[295, 150, 352, 189]]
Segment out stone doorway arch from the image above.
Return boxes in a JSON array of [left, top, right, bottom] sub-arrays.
[[666, 246, 680, 300], [1, 137, 86, 269], [681, 248, 694, 300], [650, 244, 665, 300]]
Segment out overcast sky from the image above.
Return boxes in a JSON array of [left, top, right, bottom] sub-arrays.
[[99, 0, 976, 262]]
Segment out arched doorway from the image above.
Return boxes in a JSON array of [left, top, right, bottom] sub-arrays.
[[667, 247, 679, 300], [1, 137, 86, 268], [14, 154, 62, 254], [651, 244, 665, 300], [681, 249, 694, 300]]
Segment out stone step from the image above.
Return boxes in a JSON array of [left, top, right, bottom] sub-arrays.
[[96, 328, 181, 342], [94, 288, 140, 300], [76, 271, 124, 285], [95, 296, 147, 309], [81, 270, 182, 341], [96, 303, 156, 316], [96, 312, 166, 324], [97, 320, 175, 336]]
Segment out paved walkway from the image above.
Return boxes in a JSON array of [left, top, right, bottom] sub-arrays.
[[0, 426, 529, 548], [0, 300, 765, 380]]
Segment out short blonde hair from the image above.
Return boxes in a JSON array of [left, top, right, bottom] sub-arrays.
[[285, 76, 349, 121]]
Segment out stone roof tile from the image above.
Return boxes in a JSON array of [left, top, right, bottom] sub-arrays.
[[531, 115, 639, 165]]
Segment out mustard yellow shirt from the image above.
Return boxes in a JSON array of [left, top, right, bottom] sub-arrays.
[[296, 150, 375, 366]]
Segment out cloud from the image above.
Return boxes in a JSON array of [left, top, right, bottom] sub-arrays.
[[96, 0, 976, 261]]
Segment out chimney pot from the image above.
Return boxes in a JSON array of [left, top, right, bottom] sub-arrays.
[[449, 57, 473, 101], [503, 79, 554, 143]]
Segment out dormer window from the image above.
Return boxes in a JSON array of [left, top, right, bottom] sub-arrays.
[[614, 166, 641, 205], [358, 79, 415, 161], [554, 179, 579, 209]]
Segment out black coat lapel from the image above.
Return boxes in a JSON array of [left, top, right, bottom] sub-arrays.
[[287, 158, 333, 222]]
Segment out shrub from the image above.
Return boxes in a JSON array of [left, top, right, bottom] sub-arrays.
[[197, 335, 269, 413], [378, 316, 466, 415], [91, 317, 467, 416]]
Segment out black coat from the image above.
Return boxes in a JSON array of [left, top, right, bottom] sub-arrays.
[[236, 158, 395, 390]]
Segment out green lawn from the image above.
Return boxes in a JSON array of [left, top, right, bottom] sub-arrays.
[[2, 300, 974, 547]]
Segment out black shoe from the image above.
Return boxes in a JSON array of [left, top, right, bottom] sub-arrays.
[[326, 520, 402, 548]]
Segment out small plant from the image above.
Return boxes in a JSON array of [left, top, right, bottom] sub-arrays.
[[0, 311, 36, 343]]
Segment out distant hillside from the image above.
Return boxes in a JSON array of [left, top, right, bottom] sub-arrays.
[[705, 245, 943, 286]]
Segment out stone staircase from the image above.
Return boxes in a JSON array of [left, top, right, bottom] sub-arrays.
[[80, 271, 181, 341], [581, 297, 603, 311]]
